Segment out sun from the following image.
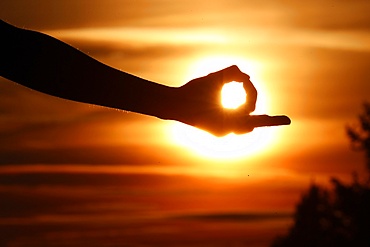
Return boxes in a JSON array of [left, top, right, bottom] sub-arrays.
[[221, 81, 246, 109], [170, 55, 277, 160]]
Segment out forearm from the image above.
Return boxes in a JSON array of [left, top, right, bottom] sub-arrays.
[[0, 20, 178, 120]]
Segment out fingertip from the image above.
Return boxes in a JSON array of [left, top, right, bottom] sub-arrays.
[[224, 65, 242, 77], [280, 116, 291, 125], [228, 65, 240, 71]]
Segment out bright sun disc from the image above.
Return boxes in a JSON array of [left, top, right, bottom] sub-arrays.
[[221, 82, 246, 109]]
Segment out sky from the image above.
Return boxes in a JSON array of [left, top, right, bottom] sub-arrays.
[[1, 0, 370, 246]]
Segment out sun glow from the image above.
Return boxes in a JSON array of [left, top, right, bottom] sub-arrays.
[[172, 124, 275, 159], [171, 55, 277, 159], [221, 82, 246, 109]]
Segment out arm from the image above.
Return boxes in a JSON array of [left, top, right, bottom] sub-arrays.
[[0, 20, 177, 120]]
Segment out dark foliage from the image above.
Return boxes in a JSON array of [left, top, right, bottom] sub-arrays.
[[271, 103, 370, 247], [271, 179, 370, 247], [347, 102, 370, 173]]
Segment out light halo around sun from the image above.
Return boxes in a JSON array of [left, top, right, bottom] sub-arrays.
[[170, 55, 277, 160]]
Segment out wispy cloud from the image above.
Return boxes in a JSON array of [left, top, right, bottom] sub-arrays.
[[3, 0, 369, 30], [172, 212, 292, 222]]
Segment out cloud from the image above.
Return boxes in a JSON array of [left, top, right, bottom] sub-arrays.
[[0, 171, 190, 187], [0, 144, 174, 165], [282, 0, 370, 31], [1, 0, 151, 29], [173, 212, 292, 222], [0, 169, 294, 246], [2, 0, 369, 31], [1, 0, 250, 30], [259, 46, 370, 121], [262, 134, 366, 179], [56, 33, 202, 73]]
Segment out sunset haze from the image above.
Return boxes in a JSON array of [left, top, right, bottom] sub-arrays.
[[1, 0, 369, 246]]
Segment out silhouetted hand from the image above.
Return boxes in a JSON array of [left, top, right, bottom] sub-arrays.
[[173, 65, 290, 136]]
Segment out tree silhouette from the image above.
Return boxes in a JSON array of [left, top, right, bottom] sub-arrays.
[[346, 102, 370, 174], [271, 102, 370, 247]]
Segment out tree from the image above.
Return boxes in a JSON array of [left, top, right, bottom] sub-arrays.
[[346, 102, 370, 174], [271, 103, 370, 247], [271, 180, 370, 247]]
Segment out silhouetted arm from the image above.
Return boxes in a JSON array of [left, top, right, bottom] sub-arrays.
[[0, 20, 177, 121], [0, 20, 290, 136]]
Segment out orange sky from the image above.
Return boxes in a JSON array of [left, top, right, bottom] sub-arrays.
[[1, 1, 370, 245]]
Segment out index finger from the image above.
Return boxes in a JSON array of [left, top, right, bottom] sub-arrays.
[[242, 78, 257, 114], [249, 115, 291, 127]]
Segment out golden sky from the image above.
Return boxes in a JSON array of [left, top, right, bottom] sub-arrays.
[[1, 0, 370, 245]]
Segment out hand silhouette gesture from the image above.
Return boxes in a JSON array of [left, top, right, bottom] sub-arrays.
[[1, 20, 290, 137], [174, 65, 290, 136]]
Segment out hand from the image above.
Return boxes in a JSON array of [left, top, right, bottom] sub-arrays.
[[173, 65, 290, 136]]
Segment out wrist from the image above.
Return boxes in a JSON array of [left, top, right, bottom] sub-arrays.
[[153, 85, 181, 121]]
